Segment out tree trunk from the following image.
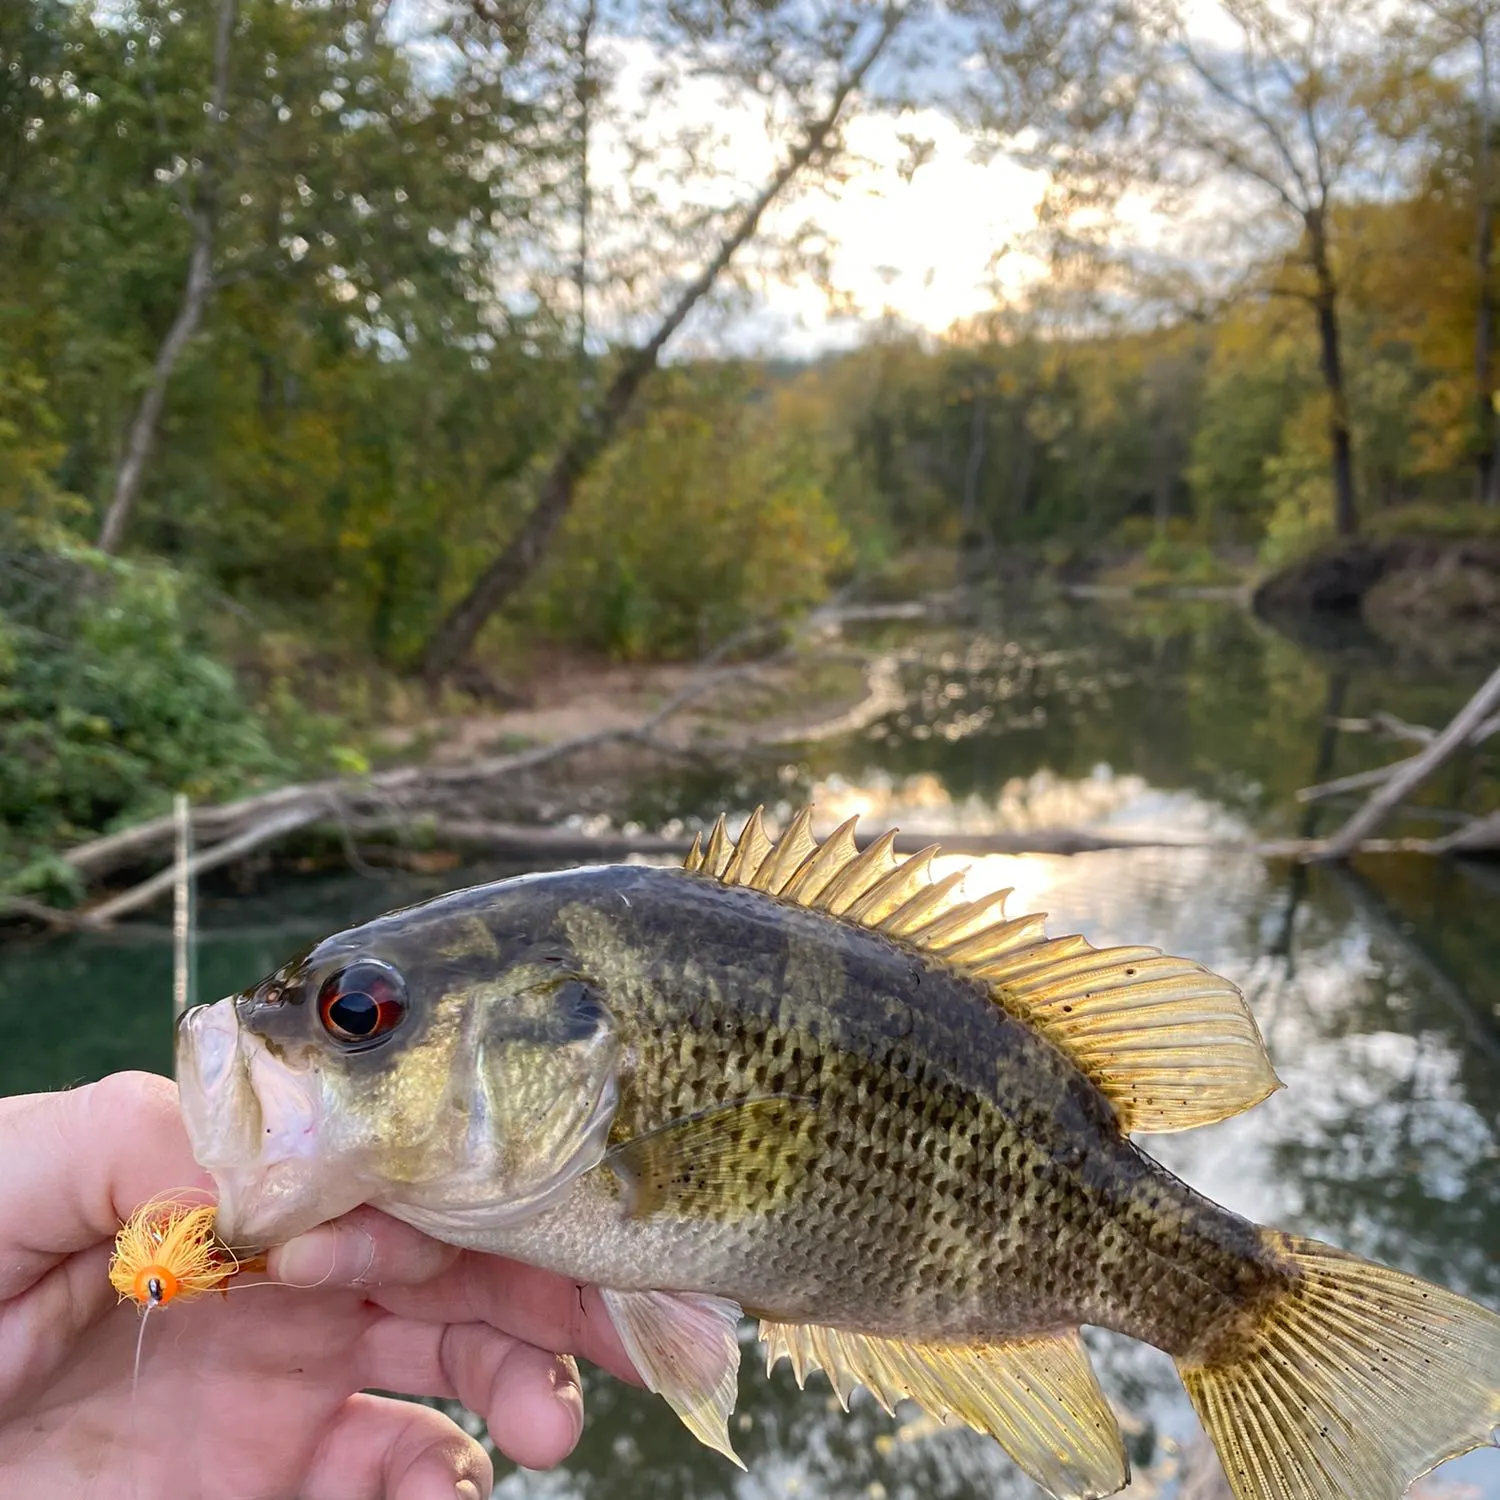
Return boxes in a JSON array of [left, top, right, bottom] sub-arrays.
[[1475, 26, 1497, 505], [573, 0, 596, 369], [1475, 198, 1495, 504], [415, 5, 905, 684], [960, 387, 986, 541], [98, 0, 236, 555], [1311, 227, 1358, 537]]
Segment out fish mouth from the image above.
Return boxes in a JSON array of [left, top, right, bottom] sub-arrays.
[[176, 997, 373, 1248]]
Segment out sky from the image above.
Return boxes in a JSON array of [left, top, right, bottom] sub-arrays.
[[390, 0, 1266, 357], [578, 0, 1300, 357], [720, 110, 1052, 356], [584, 34, 1056, 357]]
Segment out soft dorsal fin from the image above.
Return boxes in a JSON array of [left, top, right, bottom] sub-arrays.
[[761, 1320, 1128, 1500], [683, 807, 1281, 1134]]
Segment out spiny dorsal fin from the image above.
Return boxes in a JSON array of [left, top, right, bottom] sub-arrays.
[[761, 1320, 1128, 1500], [683, 807, 1281, 1134]]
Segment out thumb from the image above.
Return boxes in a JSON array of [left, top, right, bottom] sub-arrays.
[[0, 1073, 209, 1301]]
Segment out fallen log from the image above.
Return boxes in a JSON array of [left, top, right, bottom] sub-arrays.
[[1318, 664, 1500, 860], [0, 895, 87, 931], [1433, 808, 1500, 854], [1297, 761, 1417, 803], [80, 801, 328, 927], [1299, 683, 1500, 806], [17, 813, 1500, 935], [58, 648, 805, 886]]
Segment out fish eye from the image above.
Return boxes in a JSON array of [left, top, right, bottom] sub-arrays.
[[555, 979, 608, 1042], [317, 961, 408, 1048]]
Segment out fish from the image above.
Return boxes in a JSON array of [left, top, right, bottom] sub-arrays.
[[175, 807, 1500, 1500]]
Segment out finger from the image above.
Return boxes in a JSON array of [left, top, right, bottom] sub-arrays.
[[357, 1314, 585, 1469], [370, 1254, 641, 1387], [268, 1206, 461, 1289], [0, 1245, 118, 1393], [0, 1073, 209, 1299], [443, 1323, 585, 1470], [301, 1391, 492, 1500]]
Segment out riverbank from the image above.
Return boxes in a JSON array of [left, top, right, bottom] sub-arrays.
[[1253, 534, 1500, 661], [0, 634, 890, 932], [375, 642, 883, 768]]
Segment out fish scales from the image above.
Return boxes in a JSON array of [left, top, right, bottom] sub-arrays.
[[177, 809, 1500, 1500], [552, 866, 1286, 1354]]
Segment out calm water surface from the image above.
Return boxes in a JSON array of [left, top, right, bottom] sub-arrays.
[[3, 596, 1498, 1499]]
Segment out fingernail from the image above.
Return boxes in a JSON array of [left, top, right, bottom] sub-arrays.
[[553, 1355, 584, 1445], [454, 1482, 481, 1500], [273, 1225, 376, 1287]]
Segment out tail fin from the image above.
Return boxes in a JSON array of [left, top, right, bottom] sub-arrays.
[[1178, 1231, 1500, 1500]]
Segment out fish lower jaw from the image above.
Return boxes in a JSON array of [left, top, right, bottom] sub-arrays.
[[211, 1158, 374, 1251]]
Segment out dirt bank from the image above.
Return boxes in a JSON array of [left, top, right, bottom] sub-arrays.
[[1253, 537, 1500, 660], [378, 645, 885, 767]]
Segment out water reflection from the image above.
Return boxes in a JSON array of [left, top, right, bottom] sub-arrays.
[[3, 598, 1498, 1498]]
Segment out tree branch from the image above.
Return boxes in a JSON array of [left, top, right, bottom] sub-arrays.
[[1316, 664, 1500, 858], [1179, 35, 1314, 208]]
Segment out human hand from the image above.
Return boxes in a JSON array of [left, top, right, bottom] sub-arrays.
[[0, 1071, 637, 1499]]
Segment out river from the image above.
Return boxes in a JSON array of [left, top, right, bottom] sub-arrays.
[[3, 593, 1497, 1500]]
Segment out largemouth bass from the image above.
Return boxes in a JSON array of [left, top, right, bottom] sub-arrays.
[[177, 808, 1500, 1500]]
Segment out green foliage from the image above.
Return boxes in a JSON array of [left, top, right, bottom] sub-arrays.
[[1366, 500, 1500, 540], [1187, 338, 1314, 543], [0, 531, 284, 893], [1141, 535, 1237, 584], [530, 368, 850, 658]]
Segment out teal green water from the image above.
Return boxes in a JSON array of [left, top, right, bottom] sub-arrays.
[[3, 596, 1498, 1499]]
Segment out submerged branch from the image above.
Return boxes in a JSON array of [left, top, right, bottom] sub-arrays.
[[1318, 665, 1500, 860]]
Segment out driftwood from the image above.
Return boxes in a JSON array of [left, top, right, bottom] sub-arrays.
[[59, 651, 783, 889], [1317, 664, 1500, 860], [12, 814, 1500, 935], [345, 820, 1219, 862], [1302, 689, 1500, 805], [1330, 707, 1500, 747], [12, 643, 1500, 935], [82, 802, 323, 926]]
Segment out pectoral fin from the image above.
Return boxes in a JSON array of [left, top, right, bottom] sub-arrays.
[[601, 1287, 745, 1467], [604, 1095, 819, 1220], [761, 1320, 1129, 1500]]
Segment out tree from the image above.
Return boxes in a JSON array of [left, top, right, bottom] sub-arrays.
[[1406, 0, 1500, 504], [994, 0, 1398, 539], [98, 0, 237, 554], [415, 0, 908, 681], [44, 0, 568, 556]]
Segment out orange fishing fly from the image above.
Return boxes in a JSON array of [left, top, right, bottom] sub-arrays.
[[109, 1197, 239, 1309]]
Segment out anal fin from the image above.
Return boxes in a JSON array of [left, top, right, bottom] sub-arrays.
[[602, 1287, 746, 1468], [761, 1320, 1128, 1500]]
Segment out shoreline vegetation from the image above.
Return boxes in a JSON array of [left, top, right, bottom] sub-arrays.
[[4, 549, 1499, 940], [9, 0, 1500, 933]]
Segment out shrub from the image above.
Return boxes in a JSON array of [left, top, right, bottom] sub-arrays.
[[528, 368, 851, 660], [0, 528, 285, 895]]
